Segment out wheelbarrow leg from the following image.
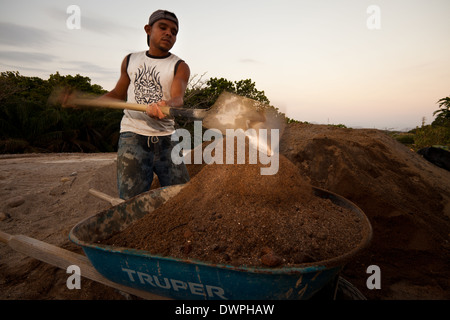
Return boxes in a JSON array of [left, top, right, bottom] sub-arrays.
[[310, 272, 367, 300], [310, 274, 340, 300], [335, 277, 367, 300]]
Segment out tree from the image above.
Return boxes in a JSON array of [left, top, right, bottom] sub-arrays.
[[0, 71, 122, 153], [432, 96, 450, 127], [409, 96, 450, 150], [183, 76, 270, 109]]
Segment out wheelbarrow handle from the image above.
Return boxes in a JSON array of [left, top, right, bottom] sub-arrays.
[[0, 229, 169, 300], [89, 189, 124, 206], [0, 230, 12, 244]]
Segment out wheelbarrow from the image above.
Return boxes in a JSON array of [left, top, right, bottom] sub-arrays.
[[67, 184, 372, 300]]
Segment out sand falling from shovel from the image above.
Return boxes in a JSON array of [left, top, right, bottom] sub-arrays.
[[199, 92, 286, 158]]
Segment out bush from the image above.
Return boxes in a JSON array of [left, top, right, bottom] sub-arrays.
[[393, 133, 415, 146], [413, 125, 450, 151], [0, 71, 124, 154]]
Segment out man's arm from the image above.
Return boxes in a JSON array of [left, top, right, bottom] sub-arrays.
[[167, 61, 190, 107], [103, 56, 130, 101], [146, 61, 190, 118]]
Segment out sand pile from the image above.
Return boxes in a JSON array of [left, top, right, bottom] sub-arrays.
[[104, 139, 367, 268], [279, 123, 450, 299]]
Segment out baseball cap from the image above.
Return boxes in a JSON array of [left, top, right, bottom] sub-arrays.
[[147, 10, 179, 46]]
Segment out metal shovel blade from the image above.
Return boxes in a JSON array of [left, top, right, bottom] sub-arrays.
[[202, 92, 267, 132], [201, 92, 286, 156]]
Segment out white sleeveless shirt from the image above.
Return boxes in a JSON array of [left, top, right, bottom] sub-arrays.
[[120, 51, 184, 136]]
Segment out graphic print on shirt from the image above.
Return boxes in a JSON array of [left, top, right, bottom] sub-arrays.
[[134, 64, 163, 104]]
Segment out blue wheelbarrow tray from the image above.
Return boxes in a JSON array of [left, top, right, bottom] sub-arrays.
[[69, 185, 372, 300]]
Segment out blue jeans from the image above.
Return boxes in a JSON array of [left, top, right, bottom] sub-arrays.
[[117, 132, 190, 200]]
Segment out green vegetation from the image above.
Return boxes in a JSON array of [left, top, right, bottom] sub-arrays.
[[1, 70, 447, 154], [390, 96, 450, 151], [0, 71, 290, 154], [328, 123, 348, 129], [0, 71, 123, 153], [183, 75, 270, 108]]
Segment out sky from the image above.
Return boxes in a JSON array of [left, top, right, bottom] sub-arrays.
[[1, 0, 449, 130]]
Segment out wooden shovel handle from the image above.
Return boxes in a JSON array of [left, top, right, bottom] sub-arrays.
[[69, 98, 207, 120], [71, 98, 151, 113]]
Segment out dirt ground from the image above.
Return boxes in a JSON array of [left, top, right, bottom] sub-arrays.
[[0, 123, 449, 300]]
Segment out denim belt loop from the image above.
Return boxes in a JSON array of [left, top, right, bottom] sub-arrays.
[[151, 136, 160, 144], [147, 136, 160, 148]]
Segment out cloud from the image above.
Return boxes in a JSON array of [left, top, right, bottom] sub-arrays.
[[62, 60, 117, 76], [0, 50, 56, 63], [0, 22, 53, 47], [0, 50, 58, 75], [0, 63, 51, 75], [0, 53, 115, 80]]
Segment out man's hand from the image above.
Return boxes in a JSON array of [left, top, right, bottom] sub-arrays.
[[146, 101, 168, 119]]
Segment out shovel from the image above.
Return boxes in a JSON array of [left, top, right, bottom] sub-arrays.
[[63, 91, 274, 133], [62, 91, 285, 155]]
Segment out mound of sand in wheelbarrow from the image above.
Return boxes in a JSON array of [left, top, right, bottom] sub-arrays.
[[104, 138, 368, 268]]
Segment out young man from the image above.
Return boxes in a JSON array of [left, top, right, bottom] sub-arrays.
[[104, 10, 190, 199]]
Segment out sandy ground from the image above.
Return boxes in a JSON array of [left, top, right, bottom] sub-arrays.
[[0, 124, 449, 300], [0, 153, 126, 299]]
